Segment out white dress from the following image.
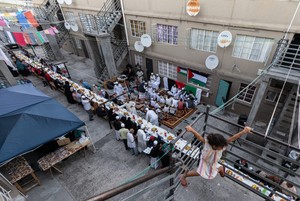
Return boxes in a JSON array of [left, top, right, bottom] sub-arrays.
[[137, 129, 147, 153]]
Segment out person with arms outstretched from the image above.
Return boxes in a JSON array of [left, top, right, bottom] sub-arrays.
[[180, 125, 252, 186]]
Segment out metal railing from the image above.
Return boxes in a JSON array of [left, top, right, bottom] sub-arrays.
[[0, 186, 12, 201], [85, 105, 300, 201]]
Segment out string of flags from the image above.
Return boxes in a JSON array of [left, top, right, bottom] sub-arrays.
[[4, 26, 59, 46], [0, 11, 39, 29]]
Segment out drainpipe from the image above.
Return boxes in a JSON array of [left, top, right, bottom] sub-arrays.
[[120, 0, 132, 65]]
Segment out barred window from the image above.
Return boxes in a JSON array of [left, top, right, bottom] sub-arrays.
[[157, 24, 178, 45], [237, 83, 256, 104], [233, 35, 274, 62], [158, 61, 177, 80], [190, 29, 218, 52], [79, 13, 97, 33], [135, 54, 143, 66], [130, 20, 146, 37], [74, 38, 82, 49]]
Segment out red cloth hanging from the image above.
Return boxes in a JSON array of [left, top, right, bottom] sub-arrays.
[[24, 11, 39, 28], [23, 33, 32, 44], [12, 32, 27, 46]]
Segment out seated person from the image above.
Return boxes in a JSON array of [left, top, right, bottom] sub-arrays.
[[169, 104, 177, 115], [172, 99, 179, 108], [280, 181, 297, 197], [165, 95, 173, 106], [80, 80, 91, 90], [186, 97, 196, 109], [234, 159, 249, 174], [162, 105, 170, 113]]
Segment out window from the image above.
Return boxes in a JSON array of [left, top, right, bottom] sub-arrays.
[[190, 29, 218, 52], [130, 20, 146, 37], [79, 13, 97, 33], [233, 35, 274, 62], [135, 54, 143, 66], [156, 24, 178, 45], [74, 38, 82, 49], [158, 61, 177, 80], [237, 83, 256, 104]]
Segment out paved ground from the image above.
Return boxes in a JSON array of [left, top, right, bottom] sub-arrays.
[[22, 51, 264, 201]]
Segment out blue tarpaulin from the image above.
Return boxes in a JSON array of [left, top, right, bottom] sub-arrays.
[[0, 84, 85, 164]]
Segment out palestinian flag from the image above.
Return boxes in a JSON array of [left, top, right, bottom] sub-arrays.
[[188, 69, 207, 87], [177, 66, 187, 76]]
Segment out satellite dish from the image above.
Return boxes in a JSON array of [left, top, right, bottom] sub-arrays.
[[57, 0, 64, 4], [64, 0, 72, 5], [134, 41, 144, 52], [71, 23, 79, 32], [186, 0, 200, 17], [205, 55, 219, 70], [141, 34, 152, 47], [64, 22, 71, 30], [217, 30, 232, 48]]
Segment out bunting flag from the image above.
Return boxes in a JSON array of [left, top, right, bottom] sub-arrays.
[[23, 33, 32, 44], [188, 69, 208, 87], [177, 66, 187, 76], [48, 28, 55, 35], [34, 32, 43, 45], [0, 17, 7, 27], [12, 32, 26, 46], [28, 33, 37, 45], [24, 11, 39, 27], [16, 12, 30, 29], [44, 29, 50, 34], [40, 31, 49, 42], [52, 26, 59, 33], [5, 31, 15, 44]]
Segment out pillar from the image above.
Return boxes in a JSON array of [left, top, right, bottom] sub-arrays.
[[96, 34, 118, 78], [247, 77, 269, 126], [84, 35, 103, 78], [0, 60, 17, 86]]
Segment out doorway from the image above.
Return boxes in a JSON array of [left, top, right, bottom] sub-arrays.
[[146, 58, 153, 80], [81, 40, 89, 59], [215, 80, 232, 107]]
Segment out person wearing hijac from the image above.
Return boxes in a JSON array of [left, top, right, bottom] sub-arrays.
[[180, 125, 252, 186]]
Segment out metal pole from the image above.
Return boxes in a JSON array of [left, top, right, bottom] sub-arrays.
[[84, 125, 97, 153], [86, 166, 173, 201], [203, 105, 210, 132]]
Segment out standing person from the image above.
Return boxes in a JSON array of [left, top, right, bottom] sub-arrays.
[[127, 129, 138, 155], [81, 96, 94, 121], [145, 108, 159, 126], [137, 125, 147, 153], [119, 123, 129, 150], [113, 116, 122, 140], [136, 67, 144, 83], [180, 125, 252, 186], [64, 81, 76, 104]]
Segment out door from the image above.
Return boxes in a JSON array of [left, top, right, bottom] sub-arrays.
[[146, 58, 153, 80], [81, 40, 89, 59], [215, 80, 232, 107]]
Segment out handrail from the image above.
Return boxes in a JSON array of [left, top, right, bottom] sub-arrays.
[[86, 164, 180, 201]]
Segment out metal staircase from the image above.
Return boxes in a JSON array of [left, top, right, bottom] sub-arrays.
[[0, 186, 12, 201]]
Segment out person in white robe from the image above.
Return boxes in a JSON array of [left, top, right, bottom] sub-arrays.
[[145, 108, 159, 126], [137, 125, 148, 153], [120, 99, 137, 114]]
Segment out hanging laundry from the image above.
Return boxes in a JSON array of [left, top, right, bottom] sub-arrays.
[[35, 32, 44, 45], [51, 26, 59, 33], [40, 31, 49, 42], [16, 12, 30, 29], [48, 28, 55, 35], [0, 17, 7, 27], [23, 33, 32, 45], [44, 29, 50, 34], [12, 32, 27, 46], [5, 31, 15, 44], [28, 33, 37, 45], [24, 11, 39, 27]]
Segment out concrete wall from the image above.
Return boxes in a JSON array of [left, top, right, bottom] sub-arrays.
[[123, 0, 300, 113]]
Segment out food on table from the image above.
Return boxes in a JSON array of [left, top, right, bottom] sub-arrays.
[[280, 199, 286, 201], [167, 136, 174, 141], [185, 145, 191, 150], [137, 119, 143, 124], [226, 169, 233, 176], [151, 127, 158, 132], [251, 184, 259, 191], [124, 112, 129, 116]]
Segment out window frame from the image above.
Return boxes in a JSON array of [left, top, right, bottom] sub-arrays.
[[232, 35, 274, 63], [190, 28, 218, 53], [156, 24, 178, 45], [237, 83, 257, 104], [130, 20, 146, 38], [74, 38, 82, 49], [158, 60, 177, 80], [134, 54, 143, 66]]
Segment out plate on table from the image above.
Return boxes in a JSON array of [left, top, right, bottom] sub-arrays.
[[151, 127, 158, 132], [137, 119, 143, 124]]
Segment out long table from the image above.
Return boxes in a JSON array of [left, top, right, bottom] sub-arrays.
[[16, 53, 200, 159], [38, 139, 91, 176]]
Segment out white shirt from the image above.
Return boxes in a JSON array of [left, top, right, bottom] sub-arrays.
[[121, 101, 137, 114], [146, 110, 158, 124], [165, 97, 173, 106], [81, 99, 91, 111], [172, 99, 179, 108], [137, 129, 147, 152], [171, 86, 178, 95], [127, 132, 136, 148]]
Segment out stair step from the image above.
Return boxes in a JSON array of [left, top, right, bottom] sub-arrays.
[[275, 130, 287, 137]]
